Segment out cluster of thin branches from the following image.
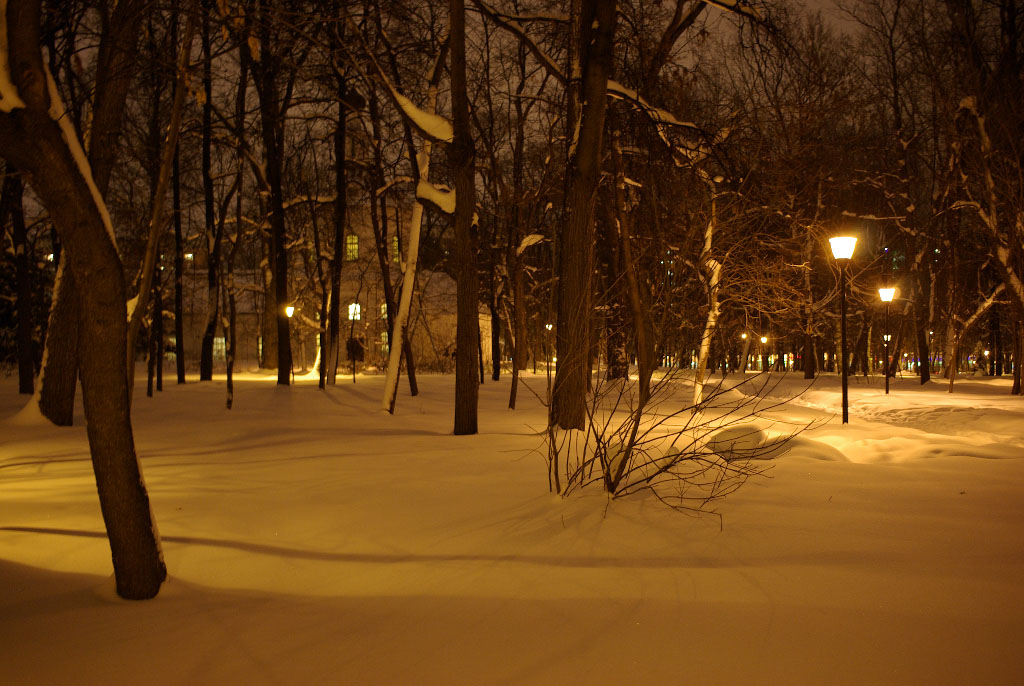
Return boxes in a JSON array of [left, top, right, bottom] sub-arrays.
[[543, 366, 822, 517]]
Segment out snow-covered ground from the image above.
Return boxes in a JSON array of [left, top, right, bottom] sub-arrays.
[[2, 369, 1022, 685]]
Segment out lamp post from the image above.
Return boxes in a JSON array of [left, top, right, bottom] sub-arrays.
[[878, 287, 895, 395], [286, 305, 295, 382], [830, 236, 857, 423], [760, 336, 769, 372]]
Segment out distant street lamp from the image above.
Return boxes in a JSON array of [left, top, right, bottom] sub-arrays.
[[830, 236, 857, 423], [759, 336, 769, 372], [879, 287, 895, 395], [286, 305, 295, 381]]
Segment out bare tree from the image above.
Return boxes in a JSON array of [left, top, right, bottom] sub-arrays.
[[0, 0, 165, 599]]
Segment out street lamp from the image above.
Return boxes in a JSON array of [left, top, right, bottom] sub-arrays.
[[759, 336, 769, 372], [830, 236, 857, 423], [285, 305, 295, 381], [878, 287, 895, 395]]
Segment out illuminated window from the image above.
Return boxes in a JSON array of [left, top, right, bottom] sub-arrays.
[[391, 235, 400, 262], [381, 330, 389, 354], [345, 234, 358, 261], [348, 303, 361, 321], [381, 302, 388, 319]]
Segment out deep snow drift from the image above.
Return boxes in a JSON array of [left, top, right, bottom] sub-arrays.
[[1, 369, 1022, 684]]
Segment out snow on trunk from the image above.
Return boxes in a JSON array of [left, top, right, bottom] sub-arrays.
[[45, 68, 118, 249], [382, 163, 427, 414], [693, 185, 721, 409]]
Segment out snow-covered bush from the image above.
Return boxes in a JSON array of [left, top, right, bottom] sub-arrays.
[[545, 369, 818, 515]]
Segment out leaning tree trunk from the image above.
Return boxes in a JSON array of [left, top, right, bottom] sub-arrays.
[[0, 0, 166, 598], [35, 0, 145, 421], [125, 11, 196, 391], [380, 44, 446, 413], [37, 260, 78, 424], [693, 178, 720, 408]]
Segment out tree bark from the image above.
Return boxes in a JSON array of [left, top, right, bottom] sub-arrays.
[[327, 70, 347, 385], [252, 2, 292, 385], [35, 0, 144, 421], [451, 0, 479, 435], [125, 9, 196, 389], [551, 0, 616, 430], [172, 134, 186, 383], [1, 0, 165, 598], [199, 5, 218, 381]]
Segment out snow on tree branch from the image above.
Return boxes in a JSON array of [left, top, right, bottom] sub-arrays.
[[416, 179, 455, 214], [606, 80, 700, 132], [0, 0, 26, 112], [515, 233, 544, 256], [469, 0, 567, 85], [389, 87, 453, 144], [704, 0, 763, 21]]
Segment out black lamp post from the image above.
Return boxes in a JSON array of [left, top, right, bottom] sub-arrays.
[[878, 287, 895, 395], [830, 236, 857, 424], [286, 305, 295, 383]]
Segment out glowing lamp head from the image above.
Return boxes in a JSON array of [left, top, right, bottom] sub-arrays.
[[829, 236, 857, 260], [545, 323, 553, 331], [878, 287, 896, 302], [984, 350, 990, 357], [760, 336, 768, 344], [285, 305, 295, 318], [741, 333, 748, 340]]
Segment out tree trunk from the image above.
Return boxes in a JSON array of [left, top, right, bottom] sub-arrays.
[[251, 5, 291, 384], [327, 72, 347, 384], [2, 172, 34, 393], [125, 11, 196, 390], [489, 292, 501, 381], [451, 0, 479, 435], [38, 259, 78, 425], [172, 136, 186, 383], [693, 180, 720, 408], [35, 0, 144, 421], [1, 0, 166, 597], [199, 5, 217, 381], [1012, 320, 1022, 395], [507, 44, 529, 410], [551, 0, 616, 431]]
